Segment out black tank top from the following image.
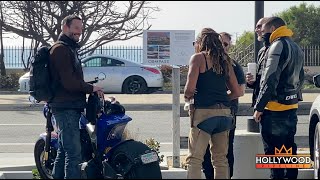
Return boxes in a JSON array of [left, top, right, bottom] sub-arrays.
[[194, 54, 230, 108]]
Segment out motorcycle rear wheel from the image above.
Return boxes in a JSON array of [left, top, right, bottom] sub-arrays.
[[109, 140, 162, 179]]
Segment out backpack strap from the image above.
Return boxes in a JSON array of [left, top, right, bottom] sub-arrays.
[[47, 41, 73, 103]]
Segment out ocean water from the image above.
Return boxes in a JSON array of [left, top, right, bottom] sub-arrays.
[[3, 46, 144, 69]]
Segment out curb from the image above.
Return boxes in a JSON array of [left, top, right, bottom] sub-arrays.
[[0, 165, 35, 172]]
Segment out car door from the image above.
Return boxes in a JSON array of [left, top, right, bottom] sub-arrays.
[[82, 56, 115, 92], [104, 58, 126, 92]]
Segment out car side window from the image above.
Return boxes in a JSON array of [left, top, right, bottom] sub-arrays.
[[105, 58, 125, 67], [84, 57, 102, 67], [84, 57, 125, 67]]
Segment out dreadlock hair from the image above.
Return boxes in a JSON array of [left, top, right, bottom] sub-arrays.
[[196, 28, 232, 75]]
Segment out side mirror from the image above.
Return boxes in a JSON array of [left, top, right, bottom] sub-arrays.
[[313, 74, 320, 88]]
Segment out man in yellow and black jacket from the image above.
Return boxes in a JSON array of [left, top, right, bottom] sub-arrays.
[[253, 17, 304, 179]]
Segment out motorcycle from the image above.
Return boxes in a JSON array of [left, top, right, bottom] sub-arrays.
[[32, 73, 162, 179]]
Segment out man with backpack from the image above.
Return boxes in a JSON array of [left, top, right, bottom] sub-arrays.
[[48, 14, 103, 179]]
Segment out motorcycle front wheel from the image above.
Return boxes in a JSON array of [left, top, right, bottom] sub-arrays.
[[109, 140, 162, 179], [34, 138, 55, 179]]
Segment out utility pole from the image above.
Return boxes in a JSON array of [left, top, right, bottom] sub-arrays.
[[254, 1, 264, 63], [247, 1, 264, 133]]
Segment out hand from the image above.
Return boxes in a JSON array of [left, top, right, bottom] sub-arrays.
[[93, 86, 104, 97], [246, 72, 255, 85], [253, 110, 263, 123]]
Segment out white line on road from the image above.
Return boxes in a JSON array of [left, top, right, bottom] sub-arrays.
[[160, 142, 173, 145], [0, 143, 35, 146], [0, 124, 43, 126]]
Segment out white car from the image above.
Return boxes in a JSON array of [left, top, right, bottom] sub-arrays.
[[308, 73, 320, 178], [19, 55, 164, 94]]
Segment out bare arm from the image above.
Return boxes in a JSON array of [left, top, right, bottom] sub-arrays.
[[184, 54, 200, 101]]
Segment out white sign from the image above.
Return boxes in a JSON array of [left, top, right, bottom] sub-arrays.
[[143, 30, 195, 66]]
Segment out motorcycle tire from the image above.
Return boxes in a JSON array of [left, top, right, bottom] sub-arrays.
[[109, 140, 162, 179], [34, 138, 54, 179]]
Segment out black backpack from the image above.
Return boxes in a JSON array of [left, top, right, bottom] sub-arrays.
[[29, 41, 66, 102]]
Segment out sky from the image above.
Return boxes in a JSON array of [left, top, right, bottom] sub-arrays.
[[3, 1, 320, 47]]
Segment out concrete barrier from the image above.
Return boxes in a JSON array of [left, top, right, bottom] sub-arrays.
[[233, 130, 269, 179], [233, 130, 313, 179]]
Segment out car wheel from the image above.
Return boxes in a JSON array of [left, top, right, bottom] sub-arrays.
[[122, 76, 147, 94], [314, 123, 320, 179]]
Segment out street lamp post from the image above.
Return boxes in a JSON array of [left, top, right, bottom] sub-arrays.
[[254, 1, 264, 63], [247, 1, 264, 133]]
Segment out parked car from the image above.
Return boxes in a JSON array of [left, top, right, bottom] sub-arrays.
[[18, 54, 164, 94], [308, 73, 320, 179]]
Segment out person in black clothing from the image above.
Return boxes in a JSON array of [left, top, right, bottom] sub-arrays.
[[246, 17, 270, 106], [202, 32, 245, 179], [253, 16, 304, 179], [49, 15, 103, 179]]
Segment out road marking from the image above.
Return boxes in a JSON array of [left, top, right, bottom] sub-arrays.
[[0, 124, 43, 126], [160, 142, 173, 145], [0, 143, 35, 146]]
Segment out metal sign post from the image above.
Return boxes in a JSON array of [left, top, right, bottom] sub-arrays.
[[172, 65, 180, 168]]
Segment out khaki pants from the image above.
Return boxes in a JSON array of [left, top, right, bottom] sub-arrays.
[[186, 108, 231, 179]]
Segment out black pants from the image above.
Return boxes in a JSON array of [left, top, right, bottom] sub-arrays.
[[260, 109, 298, 179], [202, 115, 236, 179]]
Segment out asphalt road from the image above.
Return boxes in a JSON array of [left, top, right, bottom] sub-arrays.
[[0, 110, 310, 154]]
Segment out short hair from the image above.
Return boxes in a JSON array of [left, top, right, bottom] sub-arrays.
[[264, 17, 286, 29], [219, 32, 232, 41], [62, 14, 82, 28], [259, 17, 270, 25]]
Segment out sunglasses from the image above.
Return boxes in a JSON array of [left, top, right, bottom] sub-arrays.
[[256, 24, 262, 29], [223, 42, 229, 47]]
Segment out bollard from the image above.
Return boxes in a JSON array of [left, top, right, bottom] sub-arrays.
[[172, 65, 180, 168]]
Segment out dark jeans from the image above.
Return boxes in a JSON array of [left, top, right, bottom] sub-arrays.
[[52, 109, 82, 179], [260, 109, 298, 179], [202, 114, 236, 178]]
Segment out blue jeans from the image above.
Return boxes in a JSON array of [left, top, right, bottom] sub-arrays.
[[52, 109, 81, 179], [202, 109, 236, 178]]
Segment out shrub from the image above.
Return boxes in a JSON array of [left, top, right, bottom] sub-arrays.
[[0, 73, 21, 90], [159, 65, 189, 84], [32, 169, 41, 179], [145, 138, 164, 163]]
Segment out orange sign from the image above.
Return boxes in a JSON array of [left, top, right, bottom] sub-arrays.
[[255, 145, 311, 169]]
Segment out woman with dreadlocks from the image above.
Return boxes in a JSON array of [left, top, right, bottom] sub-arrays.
[[184, 28, 242, 179]]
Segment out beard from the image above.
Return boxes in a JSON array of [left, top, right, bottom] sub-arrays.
[[67, 32, 80, 42]]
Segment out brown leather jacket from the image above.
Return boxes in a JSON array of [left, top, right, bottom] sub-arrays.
[[49, 34, 93, 109]]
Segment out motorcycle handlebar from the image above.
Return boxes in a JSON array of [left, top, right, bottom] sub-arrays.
[[86, 78, 99, 84], [86, 73, 106, 85]]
